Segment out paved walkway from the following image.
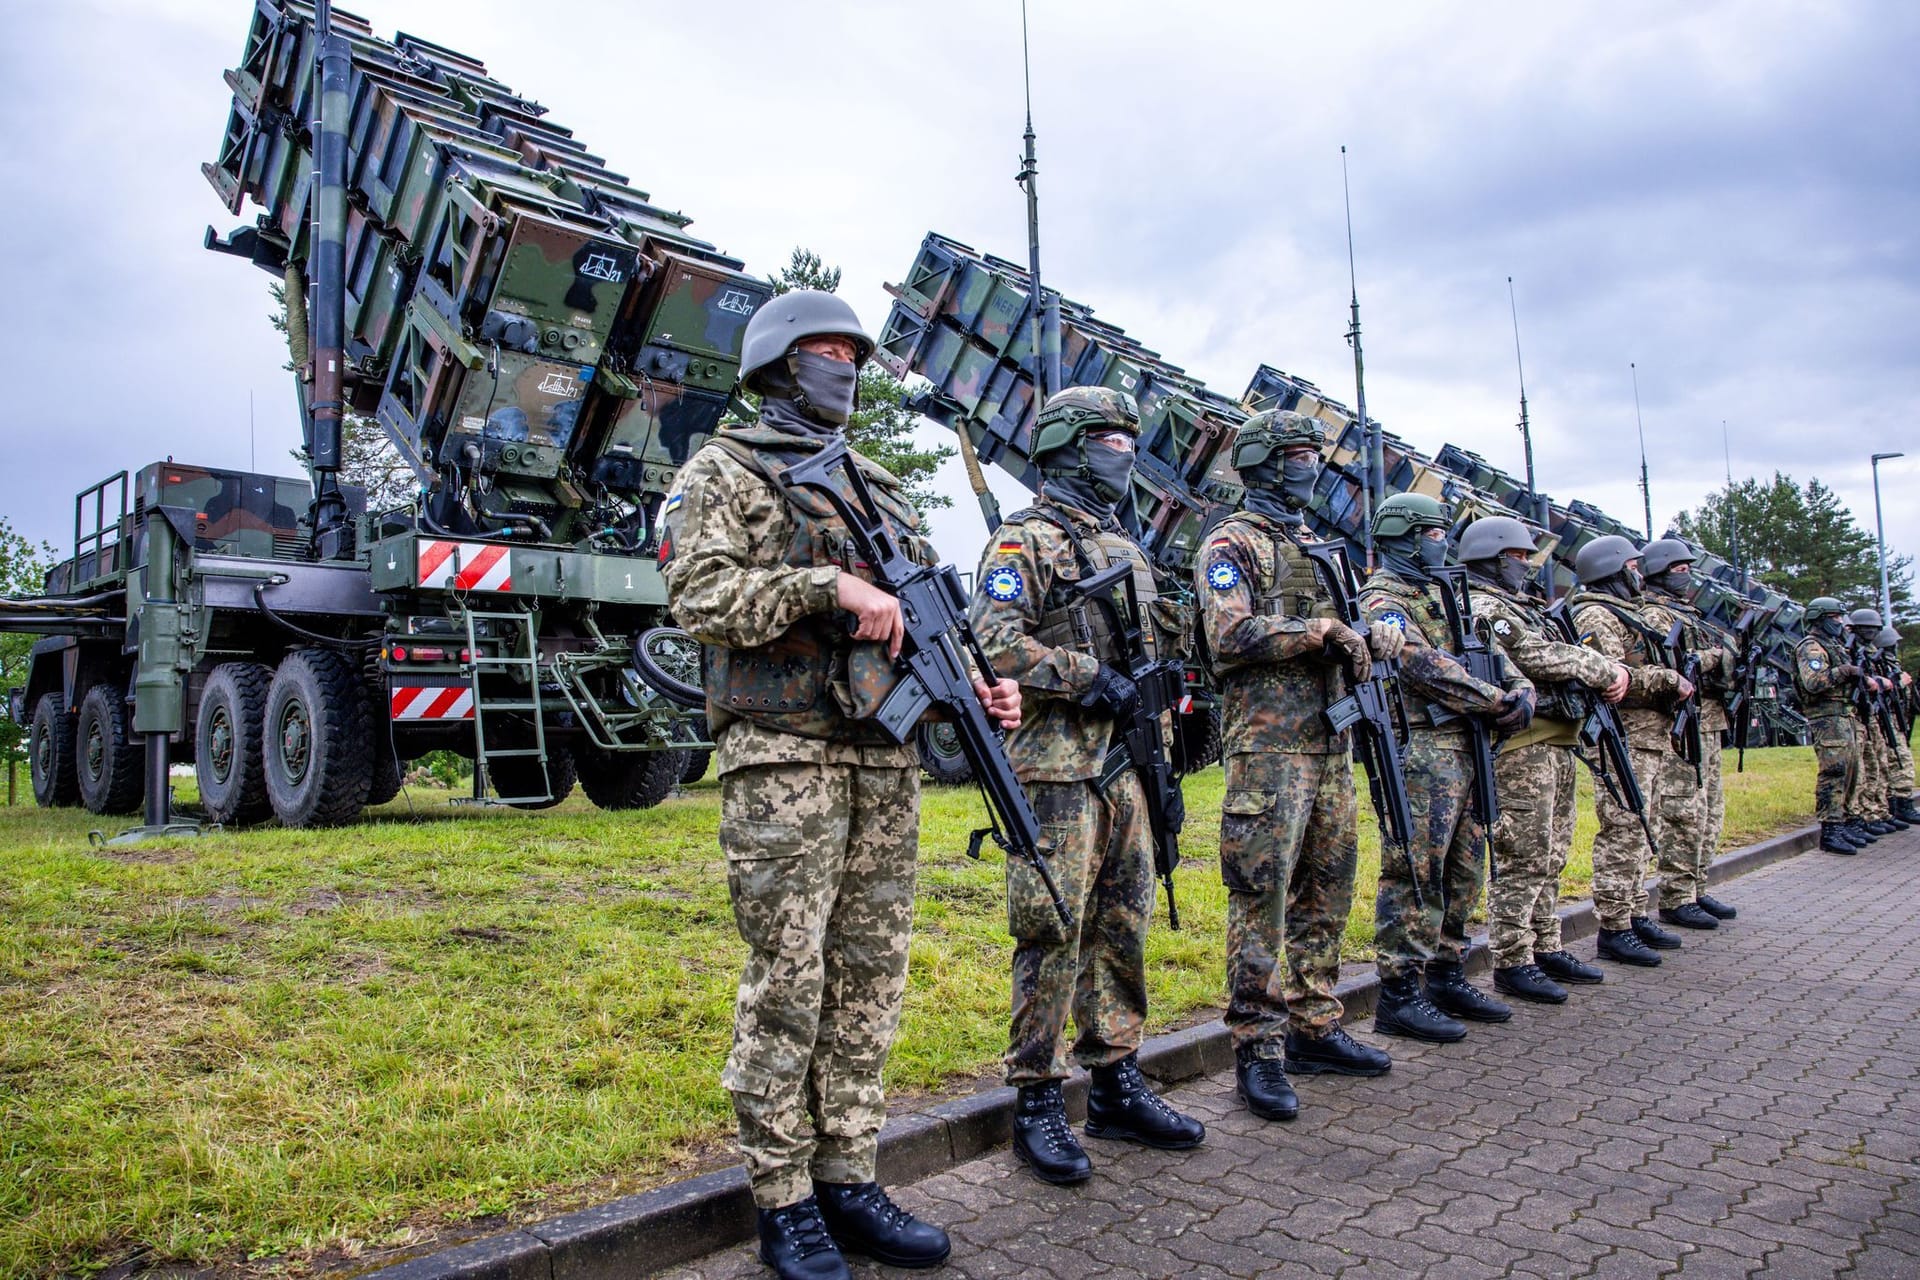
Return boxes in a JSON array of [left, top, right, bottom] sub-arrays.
[[665, 831, 1920, 1279]]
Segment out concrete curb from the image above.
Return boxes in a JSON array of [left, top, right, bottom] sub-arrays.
[[360, 823, 1818, 1280]]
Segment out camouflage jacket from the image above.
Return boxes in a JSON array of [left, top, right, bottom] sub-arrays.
[[661, 423, 923, 776], [1792, 633, 1856, 719], [1567, 590, 1683, 742], [1359, 568, 1526, 749], [1643, 588, 1732, 732], [970, 497, 1181, 784], [1196, 512, 1346, 756], [1468, 578, 1620, 750]]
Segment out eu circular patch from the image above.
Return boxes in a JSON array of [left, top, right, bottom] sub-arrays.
[[1379, 609, 1410, 631], [983, 565, 1024, 602], [1206, 559, 1242, 591], [1808, 657, 1824, 671]]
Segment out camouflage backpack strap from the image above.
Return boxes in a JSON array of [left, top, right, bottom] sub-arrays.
[[1584, 597, 1668, 663]]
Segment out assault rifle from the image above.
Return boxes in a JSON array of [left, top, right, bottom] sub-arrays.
[[1302, 541, 1418, 904], [1549, 602, 1659, 857], [1070, 561, 1187, 928], [1851, 640, 1902, 751], [1665, 619, 1704, 785], [1432, 567, 1503, 874], [778, 439, 1072, 929], [1726, 602, 1782, 773]]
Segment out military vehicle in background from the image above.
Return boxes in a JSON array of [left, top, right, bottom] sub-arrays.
[[4, 1, 759, 829]]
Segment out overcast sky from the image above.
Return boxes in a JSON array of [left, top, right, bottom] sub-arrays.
[[3, 0, 1915, 587]]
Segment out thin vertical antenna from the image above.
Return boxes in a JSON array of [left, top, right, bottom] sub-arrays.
[[1508, 277, 1534, 494], [249, 389, 257, 472], [1631, 362, 1653, 541], [1341, 145, 1377, 564], [1016, 0, 1054, 398], [1722, 419, 1746, 593]]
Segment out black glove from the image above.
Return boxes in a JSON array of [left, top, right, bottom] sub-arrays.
[[1493, 689, 1535, 731], [1081, 664, 1140, 718]]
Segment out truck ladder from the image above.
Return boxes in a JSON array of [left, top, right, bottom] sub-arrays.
[[459, 605, 553, 805]]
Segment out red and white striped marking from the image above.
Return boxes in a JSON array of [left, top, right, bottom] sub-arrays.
[[390, 685, 475, 721], [416, 539, 513, 591]]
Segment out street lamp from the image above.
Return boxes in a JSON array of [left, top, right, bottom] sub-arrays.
[[1871, 452, 1904, 621]]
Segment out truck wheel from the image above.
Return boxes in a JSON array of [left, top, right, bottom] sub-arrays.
[[916, 721, 974, 786], [76, 684, 143, 815], [364, 752, 405, 807], [490, 747, 577, 810], [576, 745, 689, 811], [195, 662, 273, 825], [29, 692, 79, 807], [677, 714, 712, 784], [264, 649, 374, 828]]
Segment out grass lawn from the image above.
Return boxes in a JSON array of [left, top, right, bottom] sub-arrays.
[[0, 747, 1815, 1276]]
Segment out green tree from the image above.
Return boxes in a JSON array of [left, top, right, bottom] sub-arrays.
[[0, 518, 57, 777], [269, 283, 417, 511]]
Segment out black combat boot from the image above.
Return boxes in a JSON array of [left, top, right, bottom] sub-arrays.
[[1373, 973, 1468, 1043], [756, 1197, 851, 1280], [1284, 1024, 1392, 1077], [1696, 894, 1737, 920], [1896, 797, 1920, 824], [1631, 915, 1683, 950], [1658, 902, 1720, 930], [1234, 1045, 1299, 1122], [1820, 822, 1860, 854], [1086, 1055, 1206, 1149], [1880, 810, 1912, 831], [814, 1181, 950, 1269], [1425, 960, 1513, 1022], [1866, 818, 1901, 835], [1493, 963, 1568, 1004], [1537, 949, 1605, 984], [1844, 820, 1880, 845], [1010, 1081, 1091, 1184], [1597, 928, 1662, 967]]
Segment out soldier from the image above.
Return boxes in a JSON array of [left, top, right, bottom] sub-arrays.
[[1640, 539, 1740, 927], [970, 386, 1206, 1185], [1196, 410, 1396, 1122], [1847, 608, 1906, 835], [1457, 517, 1630, 1004], [663, 290, 1020, 1279], [1361, 494, 1534, 1043], [1567, 536, 1693, 965], [1795, 598, 1873, 854], [1875, 625, 1918, 825]]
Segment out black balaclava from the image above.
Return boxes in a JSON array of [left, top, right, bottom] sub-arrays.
[[1596, 565, 1645, 601], [1039, 439, 1133, 520], [753, 356, 853, 442], [1816, 614, 1846, 640], [1239, 455, 1317, 526], [1648, 564, 1692, 597], [1469, 556, 1532, 595], [1379, 532, 1445, 582]]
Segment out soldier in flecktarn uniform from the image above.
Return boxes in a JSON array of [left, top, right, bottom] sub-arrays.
[[1640, 539, 1741, 928], [1457, 517, 1629, 1004], [662, 290, 1019, 1280], [1360, 495, 1533, 1045], [969, 386, 1206, 1186], [1793, 598, 1874, 855], [1196, 410, 1397, 1123]]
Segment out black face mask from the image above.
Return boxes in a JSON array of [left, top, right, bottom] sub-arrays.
[[1237, 459, 1304, 526], [1495, 556, 1531, 594], [1279, 456, 1319, 510], [788, 350, 859, 426], [1650, 568, 1691, 596], [1817, 616, 1846, 639], [1418, 536, 1449, 570], [1380, 533, 1444, 582], [1086, 444, 1135, 505], [1038, 440, 1133, 520]]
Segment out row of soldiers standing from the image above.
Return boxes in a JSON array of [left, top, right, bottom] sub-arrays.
[[660, 292, 1913, 1280], [1794, 600, 1919, 851]]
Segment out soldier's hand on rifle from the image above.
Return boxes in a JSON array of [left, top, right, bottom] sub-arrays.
[[1080, 664, 1141, 717], [837, 572, 905, 658], [975, 676, 1022, 731], [1366, 619, 1405, 662], [1601, 662, 1631, 705], [1675, 675, 1696, 700], [1494, 689, 1535, 730], [1834, 663, 1861, 680], [1310, 619, 1373, 682]]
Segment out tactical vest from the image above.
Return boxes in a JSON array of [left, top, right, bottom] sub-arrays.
[[1016, 504, 1167, 665], [1793, 635, 1849, 718], [1206, 514, 1332, 679], [1476, 584, 1586, 727], [1572, 593, 1668, 710], [697, 435, 917, 744]]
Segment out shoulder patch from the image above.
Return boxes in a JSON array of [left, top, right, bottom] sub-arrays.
[[1379, 609, 1410, 631], [994, 539, 1024, 555], [1492, 618, 1514, 639], [982, 564, 1025, 602], [662, 492, 683, 516], [1206, 559, 1242, 591], [1807, 656, 1824, 671]]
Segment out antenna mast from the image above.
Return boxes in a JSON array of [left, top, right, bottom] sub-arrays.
[[1508, 277, 1535, 495], [1342, 146, 1379, 565], [1722, 419, 1747, 594], [1630, 362, 1653, 541], [1016, 0, 1058, 398]]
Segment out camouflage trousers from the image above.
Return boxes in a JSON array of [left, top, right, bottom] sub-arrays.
[[1852, 717, 1892, 821], [1842, 714, 1878, 821], [1891, 727, 1915, 801], [1374, 736, 1485, 984], [1487, 742, 1576, 969], [1218, 749, 1358, 1053], [1005, 774, 1153, 1085], [1590, 740, 1695, 931], [1810, 714, 1858, 824], [718, 761, 920, 1209], [1659, 731, 1723, 908]]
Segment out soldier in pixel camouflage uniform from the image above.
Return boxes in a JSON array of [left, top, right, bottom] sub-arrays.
[[1641, 539, 1741, 928], [1196, 410, 1397, 1123], [1875, 625, 1918, 825], [1795, 597, 1872, 854], [1458, 517, 1629, 1005], [1568, 536, 1693, 965], [1846, 608, 1908, 836], [970, 385, 1206, 1186], [1360, 494, 1533, 1044], [663, 290, 1019, 1280]]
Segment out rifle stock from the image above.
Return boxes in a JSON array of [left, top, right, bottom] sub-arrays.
[[1432, 568, 1502, 877], [1548, 602, 1659, 858], [1664, 619, 1704, 785]]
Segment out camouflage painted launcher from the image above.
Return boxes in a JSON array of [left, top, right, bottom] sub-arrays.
[[204, 1, 771, 543]]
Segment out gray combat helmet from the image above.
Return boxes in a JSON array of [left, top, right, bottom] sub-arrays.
[[738, 289, 874, 394], [1457, 516, 1536, 564], [1848, 607, 1883, 633], [1641, 538, 1697, 578], [1574, 534, 1643, 585], [1231, 409, 1324, 471], [1878, 625, 1902, 648]]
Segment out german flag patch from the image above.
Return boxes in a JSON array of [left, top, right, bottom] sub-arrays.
[[995, 540, 1024, 555]]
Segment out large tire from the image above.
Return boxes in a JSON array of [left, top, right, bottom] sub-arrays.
[[916, 720, 974, 785], [364, 752, 405, 807], [76, 684, 143, 815], [489, 746, 577, 810], [677, 713, 712, 785], [195, 662, 274, 825], [29, 692, 79, 808], [264, 649, 374, 828], [576, 744, 689, 811]]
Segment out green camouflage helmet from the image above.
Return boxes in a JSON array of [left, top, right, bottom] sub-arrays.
[[1371, 492, 1450, 541], [1456, 515, 1536, 563], [1231, 409, 1324, 471], [1031, 386, 1141, 455], [1641, 537, 1697, 577], [1804, 596, 1846, 623], [739, 289, 874, 393], [1574, 534, 1643, 585], [1848, 606, 1883, 629]]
